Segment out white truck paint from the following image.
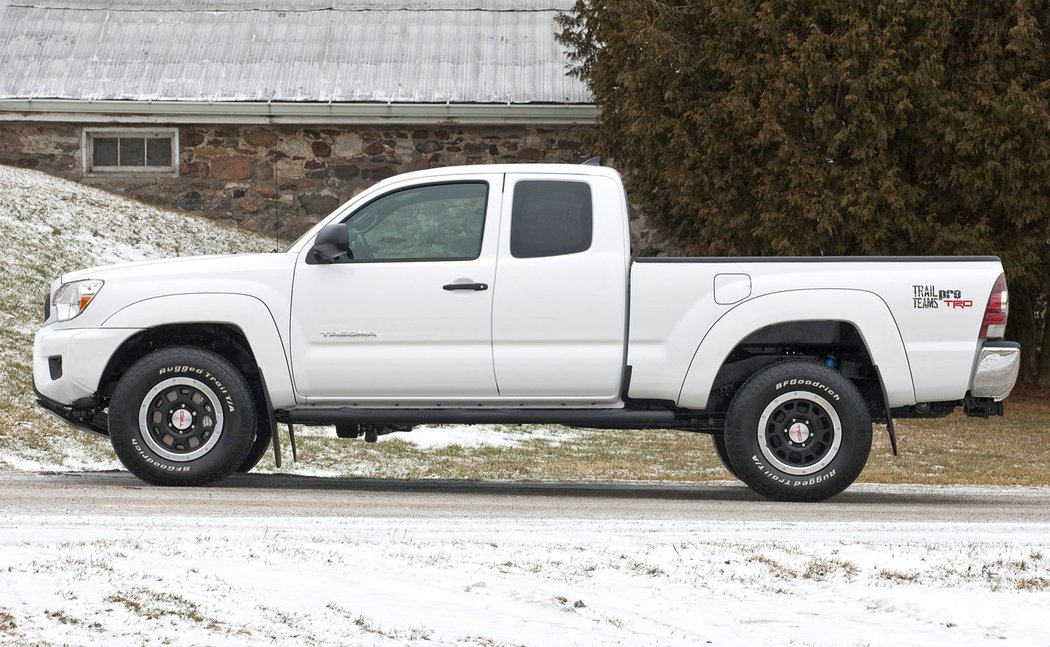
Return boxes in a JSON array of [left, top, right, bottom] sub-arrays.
[[33, 164, 1020, 501]]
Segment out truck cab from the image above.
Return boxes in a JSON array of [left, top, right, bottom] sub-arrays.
[[289, 165, 630, 405]]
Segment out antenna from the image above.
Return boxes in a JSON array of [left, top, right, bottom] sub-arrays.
[[273, 160, 280, 253]]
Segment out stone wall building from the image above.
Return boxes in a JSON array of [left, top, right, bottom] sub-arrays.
[[0, 0, 600, 239]]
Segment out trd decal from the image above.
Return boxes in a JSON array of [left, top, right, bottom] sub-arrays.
[[912, 285, 973, 309]]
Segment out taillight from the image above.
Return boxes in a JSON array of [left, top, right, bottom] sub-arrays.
[[979, 273, 1008, 339]]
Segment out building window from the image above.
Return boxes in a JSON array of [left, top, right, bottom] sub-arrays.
[[83, 129, 178, 175]]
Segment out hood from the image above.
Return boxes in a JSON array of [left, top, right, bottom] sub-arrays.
[[58, 252, 304, 285], [62, 254, 239, 283], [48, 251, 299, 329]]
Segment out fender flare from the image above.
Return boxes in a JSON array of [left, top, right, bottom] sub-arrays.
[[101, 293, 296, 408], [676, 289, 915, 409]]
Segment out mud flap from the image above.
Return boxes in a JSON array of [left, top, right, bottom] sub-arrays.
[[272, 418, 283, 468], [875, 365, 898, 456]]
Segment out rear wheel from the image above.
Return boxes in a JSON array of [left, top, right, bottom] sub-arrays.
[[724, 361, 871, 502], [108, 346, 256, 486]]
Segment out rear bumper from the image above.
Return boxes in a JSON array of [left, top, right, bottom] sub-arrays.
[[970, 342, 1021, 401]]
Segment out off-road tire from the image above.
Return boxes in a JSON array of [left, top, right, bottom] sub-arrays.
[[109, 346, 256, 486], [236, 426, 272, 473], [711, 433, 739, 479], [724, 361, 871, 502]]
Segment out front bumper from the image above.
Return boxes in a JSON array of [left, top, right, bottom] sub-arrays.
[[33, 325, 141, 406], [970, 342, 1021, 401]]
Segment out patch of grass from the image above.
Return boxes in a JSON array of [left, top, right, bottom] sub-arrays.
[[459, 637, 520, 647], [106, 593, 143, 615], [259, 424, 736, 482], [861, 387, 1050, 486], [326, 605, 433, 641], [0, 609, 16, 634], [620, 560, 666, 577], [804, 558, 859, 581], [106, 588, 205, 623], [750, 554, 799, 579], [354, 613, 432, 642], [878, 569, 919, 583], [1015, 577, 1050, 591], [44, 609, 81, 625]]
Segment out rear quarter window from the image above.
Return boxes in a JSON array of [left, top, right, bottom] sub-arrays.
[[510, 180, 593, 258]]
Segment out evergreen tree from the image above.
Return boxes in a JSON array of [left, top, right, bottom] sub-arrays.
[[559, 0, 1050, 385]]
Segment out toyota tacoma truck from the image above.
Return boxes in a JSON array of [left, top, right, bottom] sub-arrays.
[[33, 163, 1020, 501]]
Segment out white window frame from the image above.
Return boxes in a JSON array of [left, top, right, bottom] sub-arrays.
[[82, 127, 179, 176]]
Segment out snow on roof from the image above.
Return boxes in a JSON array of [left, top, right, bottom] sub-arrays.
[[0, 0, 590, 104]]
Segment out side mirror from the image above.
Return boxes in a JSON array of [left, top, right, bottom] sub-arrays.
[[308, 224, 351, 264]]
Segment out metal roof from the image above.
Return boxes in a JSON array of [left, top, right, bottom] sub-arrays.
[[0, 0, 591, 104]]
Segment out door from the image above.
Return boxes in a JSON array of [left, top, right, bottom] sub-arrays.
[[491, 174, 630, 399], [291, 176, 501, 400]]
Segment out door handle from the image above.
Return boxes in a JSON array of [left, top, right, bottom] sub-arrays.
[[443, 282, 488, 291]]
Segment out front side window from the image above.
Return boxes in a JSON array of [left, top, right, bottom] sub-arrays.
[[85, 129, 177, 174], [341, 182, 488, 262]]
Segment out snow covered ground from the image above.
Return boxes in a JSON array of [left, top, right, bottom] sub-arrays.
[[0, 514, 1047, 646]]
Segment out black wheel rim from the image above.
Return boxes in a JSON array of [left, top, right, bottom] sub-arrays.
[[757, 391, 842, 476], [138, 377, 225, 462]]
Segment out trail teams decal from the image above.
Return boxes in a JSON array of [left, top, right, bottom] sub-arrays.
[[912, 285, 973, 310]]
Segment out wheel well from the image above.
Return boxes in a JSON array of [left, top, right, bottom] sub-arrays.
[[98, 324, 268, 420], [707, 321, 886, 421]]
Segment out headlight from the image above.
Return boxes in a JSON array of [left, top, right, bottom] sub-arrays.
[[52, 280, 103, 322]]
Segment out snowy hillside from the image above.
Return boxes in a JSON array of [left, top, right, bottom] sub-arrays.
[[0, 165, 271, 467]]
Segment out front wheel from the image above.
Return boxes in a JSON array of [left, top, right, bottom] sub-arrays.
[[108, 347, 257, 486], [723, 361, 872, 502], [236, 426, 272, 473], [710, 433, 739, 480]]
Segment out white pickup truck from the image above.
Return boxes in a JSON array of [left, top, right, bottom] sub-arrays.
[[33, 163, 1020, 501]]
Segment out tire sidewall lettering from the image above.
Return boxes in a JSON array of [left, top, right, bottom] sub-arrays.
[[131, 438, 191, 472], [774, 378, 841, 401], [750, 454, 837, 487], [156, 365, 236, 413]]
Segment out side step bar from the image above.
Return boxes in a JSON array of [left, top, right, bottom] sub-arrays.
[[277, 407, 678, 428]]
